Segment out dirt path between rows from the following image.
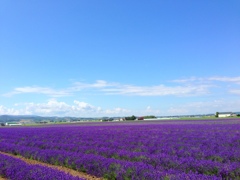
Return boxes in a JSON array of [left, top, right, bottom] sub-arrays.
[[0, 151, 104, 180]]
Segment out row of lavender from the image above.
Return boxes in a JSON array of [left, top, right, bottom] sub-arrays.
[[0, 143, 219, 180], [0, 119, 240, 179], [0, 153, 83, 180]]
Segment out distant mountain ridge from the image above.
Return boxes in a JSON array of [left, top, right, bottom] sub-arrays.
[[0, 115, 96, 123]]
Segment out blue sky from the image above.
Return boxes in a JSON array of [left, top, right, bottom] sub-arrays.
[[0, 1, 240, 117]]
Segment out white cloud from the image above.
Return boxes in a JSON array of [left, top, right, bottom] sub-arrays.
[[73, 100, 100, 112], [167, 107, 189, 115], [22, 99, 101, 116], [143, 106, 161, 115], [0, 100, 132, 117], [104, 107, 130, 115], [0, 105, 21, 115], [24, 99, 72, 115], [1, 98, 240, 117]]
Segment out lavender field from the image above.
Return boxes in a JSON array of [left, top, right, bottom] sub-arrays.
[[0, 119, 240, 180]]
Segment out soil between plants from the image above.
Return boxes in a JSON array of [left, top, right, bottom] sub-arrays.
[[0, 151, 103, 180]]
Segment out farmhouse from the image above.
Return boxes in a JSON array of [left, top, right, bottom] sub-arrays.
[[137, 117, 144, 120], [217, 112, 233, 118]]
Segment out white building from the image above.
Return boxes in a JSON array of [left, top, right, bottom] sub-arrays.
[[217, 112, 233, 118], [5, 122, 22, 126]]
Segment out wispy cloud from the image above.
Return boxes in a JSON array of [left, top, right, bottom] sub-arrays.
[[172, 76, 240, 96], [173, 76, 240, 84], [71, 80, 116, 91], [166, 99, 240, 115], [71, 79, 212, 96], [172, 77, 205, 83], [229, 89, 240, 95], [208, 76, 240, 84], [3, 80, 211, 97], [100, 84, 210, 96], [3, 76, 240, 98], [3, 86, 71, 97]]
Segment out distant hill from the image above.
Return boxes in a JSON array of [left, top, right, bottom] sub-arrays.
[[0, 115, 40, 122], [0, 115, 97, 123]]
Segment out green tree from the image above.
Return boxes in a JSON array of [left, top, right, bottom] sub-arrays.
[[144, 115, 156, 119], [215, 112, 219, 118], [125, 115, 136, 120]]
